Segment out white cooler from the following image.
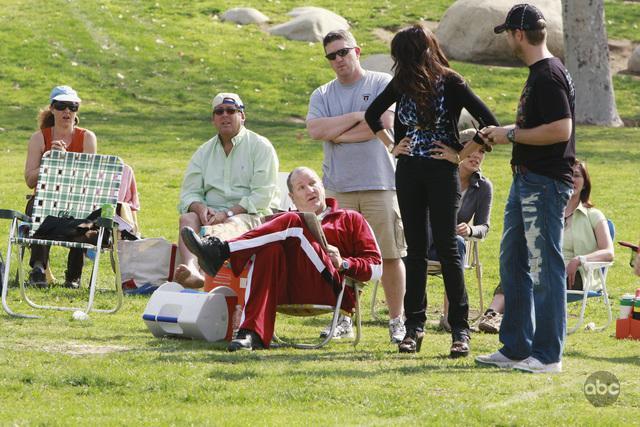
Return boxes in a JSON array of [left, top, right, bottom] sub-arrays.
[[142, 282, 238, 342]]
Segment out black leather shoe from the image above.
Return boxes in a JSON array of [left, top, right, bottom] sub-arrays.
[[180, 226, 229, 277], [227, 329, 265, 352]]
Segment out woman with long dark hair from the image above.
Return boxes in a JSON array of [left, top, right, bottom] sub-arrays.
[[24, 86, 97, 288], [365, 25, 498, 356]]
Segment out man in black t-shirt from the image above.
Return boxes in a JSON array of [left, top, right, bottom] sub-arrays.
[[476, 4, 575, 374]]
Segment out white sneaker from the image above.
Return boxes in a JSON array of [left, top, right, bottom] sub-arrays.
[[319, 314, 354, 339], [388, 316, 406, 344], [475, 351, 521, 369], [513, 356, 562, 373]]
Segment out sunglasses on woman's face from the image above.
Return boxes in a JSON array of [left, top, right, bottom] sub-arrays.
[[325, 47, 354, 61], [52, 101, 79, 112]]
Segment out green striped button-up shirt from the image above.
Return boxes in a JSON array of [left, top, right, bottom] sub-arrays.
[[178, 126, 280, 215]]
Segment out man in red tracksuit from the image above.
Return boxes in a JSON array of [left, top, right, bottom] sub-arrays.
[[181, 166, 383, 351]]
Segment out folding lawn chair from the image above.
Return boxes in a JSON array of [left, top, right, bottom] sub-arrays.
[[275, 277, 366, 349], [370, 236, 485, 320], [0, 151, 124, 318], [273, 212, 367, 349], [276, 171, 296, 212], [566, 219, 615, 334]]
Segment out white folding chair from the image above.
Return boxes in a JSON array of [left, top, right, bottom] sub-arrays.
[[566, 219, 615, 334], [272, 212, 367, 349], [276, 171, 296, 212], [275, 277, 366, 349], [370, 236, 484, 320]]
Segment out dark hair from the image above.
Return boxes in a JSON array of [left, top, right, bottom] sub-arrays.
[[37, 104, 79, 129], [390, 25, 452, 128], [322, 30, 357, 48], [574, 159, 593, 208], [509, 26, 546, 46]]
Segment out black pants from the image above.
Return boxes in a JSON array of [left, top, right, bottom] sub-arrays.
[[26, 196, 84, 281], [396, 156, 469, 333]]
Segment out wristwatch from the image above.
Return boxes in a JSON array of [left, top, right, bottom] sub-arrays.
[[578, 255, 587, 266], [340, 259, 350, 272], [226, 210, 234, 218], [507, 128, 517, 144]]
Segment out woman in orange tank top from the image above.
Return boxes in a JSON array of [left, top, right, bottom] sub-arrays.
[[24, 86, 98, 288]]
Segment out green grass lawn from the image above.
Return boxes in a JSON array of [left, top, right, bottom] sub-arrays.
[[1, 1, 639, 425]]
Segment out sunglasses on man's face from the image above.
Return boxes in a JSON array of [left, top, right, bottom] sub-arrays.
[[213, 107, 241, 116], [52, 101, 79, 112], [325, 47, 354, 61]]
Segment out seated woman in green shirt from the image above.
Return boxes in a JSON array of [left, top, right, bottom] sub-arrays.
[[477, 159, 614, 333]]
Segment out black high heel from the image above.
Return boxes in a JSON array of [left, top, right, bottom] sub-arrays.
[[450, 331, 470, 358], [398, 329, 425, 353]]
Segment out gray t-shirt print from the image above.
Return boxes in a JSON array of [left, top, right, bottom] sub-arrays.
[[307, 70, 396, 193]]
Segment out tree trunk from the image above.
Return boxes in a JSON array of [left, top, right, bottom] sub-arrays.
[[561, 0, 623, 126]]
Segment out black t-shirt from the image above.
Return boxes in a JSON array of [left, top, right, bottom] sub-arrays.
[[512, 57, 575, 186]]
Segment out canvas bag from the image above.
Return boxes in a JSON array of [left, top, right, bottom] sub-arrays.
[[117, 238, 177, 291]]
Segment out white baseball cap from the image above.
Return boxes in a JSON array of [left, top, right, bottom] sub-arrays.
[[211, 92, 244, 110], [50, 85, 81, 103]]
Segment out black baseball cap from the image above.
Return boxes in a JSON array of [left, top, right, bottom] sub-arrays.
[[494, 3, 546, 34]]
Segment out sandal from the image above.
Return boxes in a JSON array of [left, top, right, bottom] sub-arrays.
[[398, 329, 425, 353], [450, 331, 470, 358]]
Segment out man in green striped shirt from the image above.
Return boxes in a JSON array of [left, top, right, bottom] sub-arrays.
[[176, 92, 279, 288]]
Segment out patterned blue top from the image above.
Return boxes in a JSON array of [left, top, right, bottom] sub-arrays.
[[397, 79, 456, 157]]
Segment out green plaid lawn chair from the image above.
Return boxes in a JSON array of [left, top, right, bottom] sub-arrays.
[[0, 151, 124, 318]]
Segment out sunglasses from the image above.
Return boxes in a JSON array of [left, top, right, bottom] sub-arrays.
[[52, 101, 79, 112], [213, 107, 241, 116], [619, 241, 639, 268], [471, 119, 492, 153], [325, 47, 354, 61]]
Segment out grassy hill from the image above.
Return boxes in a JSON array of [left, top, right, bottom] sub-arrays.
[[0, 1, 639, 425]]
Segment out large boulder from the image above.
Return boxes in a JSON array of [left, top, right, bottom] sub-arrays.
[[269, 7, 349, 42], [628, 45, 640, 74], [436, 0, 563, 64], [221, 8, 269, 25], [361, 54, 394, 75]]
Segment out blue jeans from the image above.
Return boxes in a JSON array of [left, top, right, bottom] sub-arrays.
[[498, 171, 571, 364]]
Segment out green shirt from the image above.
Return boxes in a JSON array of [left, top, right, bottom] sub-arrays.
[[563, 203, 606, 261], [178, 126, 280, 215], [563, 203, 607, 288]]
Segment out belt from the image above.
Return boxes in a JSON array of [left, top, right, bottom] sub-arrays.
[[511, 164, 529, 175]]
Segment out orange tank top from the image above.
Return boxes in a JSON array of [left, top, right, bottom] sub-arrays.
[[42, 127, 86, 153]]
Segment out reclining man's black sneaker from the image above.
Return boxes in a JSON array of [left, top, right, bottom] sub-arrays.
[[180, 226, 230, 277], [227, 328, 265, 352]]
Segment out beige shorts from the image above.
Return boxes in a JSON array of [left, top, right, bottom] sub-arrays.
[[326, 190, 407, 259], [201, 214, 262, 241]]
